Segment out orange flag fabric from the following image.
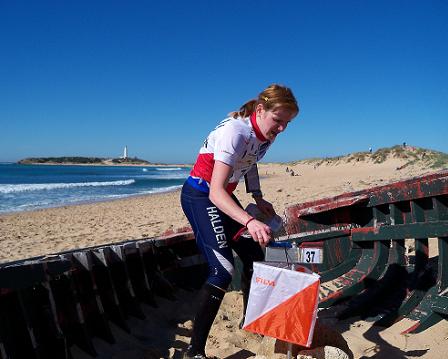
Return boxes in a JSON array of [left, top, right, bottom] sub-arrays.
[[242, 262, 320, 347]]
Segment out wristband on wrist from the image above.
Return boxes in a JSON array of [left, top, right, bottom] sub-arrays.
[[245, 217, 255, 228]]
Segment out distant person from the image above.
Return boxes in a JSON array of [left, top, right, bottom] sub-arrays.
[[369, 147, 372, 154], [180, 84, 299, 358], [403, 142, 407, 148]]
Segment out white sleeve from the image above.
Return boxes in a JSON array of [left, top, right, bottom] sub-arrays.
[[213, 125, 246, 167]]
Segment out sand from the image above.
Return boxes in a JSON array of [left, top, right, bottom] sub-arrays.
[[0, 157, 433, 263], [1, 157, 447, 358]]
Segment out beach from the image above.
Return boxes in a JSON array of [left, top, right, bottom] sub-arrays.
[[0, 159, 431, 262], [0, 156, 438, 263], [0, 157, 447, 358]]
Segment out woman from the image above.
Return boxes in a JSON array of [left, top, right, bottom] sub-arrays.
[[181, 84, 299, 358]]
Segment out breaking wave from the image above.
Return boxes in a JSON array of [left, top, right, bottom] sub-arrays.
[[0, 179, 136, 194], [155, 167, 183, 171]]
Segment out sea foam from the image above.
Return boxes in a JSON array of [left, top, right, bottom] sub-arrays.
[[0, 179, 135, 194], [155, 167, 183, 171]]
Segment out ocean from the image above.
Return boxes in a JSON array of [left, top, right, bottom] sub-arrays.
[[0, 163, 191, 214]]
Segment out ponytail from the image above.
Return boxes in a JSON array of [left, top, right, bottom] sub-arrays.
[[229, 84, 298, 119], [228, 99, 257, 119]]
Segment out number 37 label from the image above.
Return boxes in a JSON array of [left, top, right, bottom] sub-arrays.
[[299, 248, 323, 264]]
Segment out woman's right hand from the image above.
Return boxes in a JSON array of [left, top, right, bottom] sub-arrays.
[[246, 218, 272, 246]]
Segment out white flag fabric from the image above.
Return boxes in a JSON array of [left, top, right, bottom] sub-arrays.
[[243, 262, 320, 347]]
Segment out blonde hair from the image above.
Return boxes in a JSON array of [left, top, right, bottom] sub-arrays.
[[229, 84, 299, 119]]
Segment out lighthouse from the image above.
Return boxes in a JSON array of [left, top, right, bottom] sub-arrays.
[[123, 146, 128, 159]]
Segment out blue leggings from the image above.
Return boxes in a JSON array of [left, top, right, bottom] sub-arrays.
[[180, 181, 265, 290]]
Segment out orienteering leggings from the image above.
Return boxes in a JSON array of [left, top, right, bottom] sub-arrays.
[[180, 180, 265, 290]]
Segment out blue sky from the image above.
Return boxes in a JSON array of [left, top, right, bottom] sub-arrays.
[[1, 0, 447, 164]]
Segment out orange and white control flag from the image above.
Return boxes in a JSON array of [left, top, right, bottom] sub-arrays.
[[242, 262, 320, 347]]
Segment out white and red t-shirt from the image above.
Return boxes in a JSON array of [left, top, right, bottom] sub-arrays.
[[189, 113, 271, 193]]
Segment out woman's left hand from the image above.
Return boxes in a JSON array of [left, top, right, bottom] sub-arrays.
[[254, 197, 276, 217]]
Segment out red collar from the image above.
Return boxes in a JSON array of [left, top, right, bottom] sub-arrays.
[[250, 112, 268, 142]]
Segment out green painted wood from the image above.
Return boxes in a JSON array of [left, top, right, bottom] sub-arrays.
[[352, 222, 448, 242], [320, 240, 390, 308], [403, 199, 448, 332], [432, 295, 448, 315], [319, 245, 362, 283], [402, 312, 444, 334], [437, 236, 448, 291], [375, 238, 431, 327], [374, 200, 436, 327]]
